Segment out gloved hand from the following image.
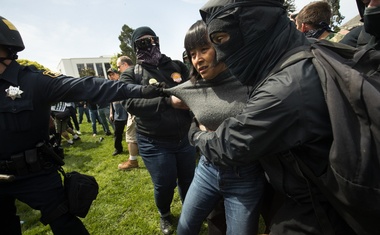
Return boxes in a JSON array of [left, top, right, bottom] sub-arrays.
[[188, 117, 201, 146], [140, 84, 164, 98]]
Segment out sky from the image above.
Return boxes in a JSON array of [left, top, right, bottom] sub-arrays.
[[3, 0, 360, 71]]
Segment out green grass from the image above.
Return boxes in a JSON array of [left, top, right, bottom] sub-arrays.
[[17, 121, 266, 234], [17, 121, 203, 235]]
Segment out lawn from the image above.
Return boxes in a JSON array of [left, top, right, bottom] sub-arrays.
[[17, 121, 265, 235]]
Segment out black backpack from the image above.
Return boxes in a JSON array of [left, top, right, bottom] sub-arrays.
[[272, 39, 380, 235]]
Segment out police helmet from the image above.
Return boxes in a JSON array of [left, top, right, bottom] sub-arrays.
[[0, 16, 25, 52]]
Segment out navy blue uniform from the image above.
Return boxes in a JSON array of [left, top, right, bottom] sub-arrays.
[[0, 60, 144, 235]]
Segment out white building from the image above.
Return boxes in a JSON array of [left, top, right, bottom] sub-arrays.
[[56, 56, 112, 78]]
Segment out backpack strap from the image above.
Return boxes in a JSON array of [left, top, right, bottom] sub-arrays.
[[133, 61, 183, 85], [253, 45, 314, 92], [133, 64, 151, 85], [268, 45, 314, 77]]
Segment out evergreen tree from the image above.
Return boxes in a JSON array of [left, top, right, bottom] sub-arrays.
[[328, 0, 344, 32], [284, 0, 296, 15], [118, 24, 136, 63]]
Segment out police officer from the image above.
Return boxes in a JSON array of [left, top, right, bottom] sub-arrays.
[[0, 16, 163, 235]]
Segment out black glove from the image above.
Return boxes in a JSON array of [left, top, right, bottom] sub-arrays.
[[188, 117, 201, 146], [140, 85, 164, 98]]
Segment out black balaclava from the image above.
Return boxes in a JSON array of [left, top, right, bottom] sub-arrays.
[[200, 0, 308, 86], [363, 6, 380, 39]]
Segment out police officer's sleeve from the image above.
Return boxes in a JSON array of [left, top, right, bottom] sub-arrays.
[[39, 74, 154, 104]]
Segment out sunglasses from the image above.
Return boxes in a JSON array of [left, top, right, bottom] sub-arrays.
[[134, 36, 159, 50]]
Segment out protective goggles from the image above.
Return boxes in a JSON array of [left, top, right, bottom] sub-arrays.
[[134, 36, 159, 50]]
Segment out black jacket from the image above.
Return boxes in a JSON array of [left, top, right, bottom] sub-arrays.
[[120, 55, 191, 140], [0, 61, 144, 159]]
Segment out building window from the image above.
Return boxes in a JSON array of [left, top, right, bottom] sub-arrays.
[[77, 64, 85, 76], [96, 63, 105, 78], [86, 63, 94, 71], [85, 63, 95, 76], [104, 63, 111, 73]]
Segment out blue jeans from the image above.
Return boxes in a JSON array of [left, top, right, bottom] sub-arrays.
[[77, 106, 90, 123], [97, 107, 112, 133], [89, 109, 99, 134], [137, 133, 196, 217], [177, 156, 266, 235]]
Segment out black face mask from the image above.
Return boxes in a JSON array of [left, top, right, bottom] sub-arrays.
[[364, 6, 380, 38], [207, 17, 243, 62]]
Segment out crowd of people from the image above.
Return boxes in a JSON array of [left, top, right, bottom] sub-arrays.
[[1, 0, 379, 234]]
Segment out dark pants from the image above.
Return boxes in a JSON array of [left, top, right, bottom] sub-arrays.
[[67, 106, 80, 131], [77, 106, 90, 124], [114, 120, 126, 152], [0, 170, 89, 235]]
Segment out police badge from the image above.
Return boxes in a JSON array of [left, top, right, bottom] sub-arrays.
[[5, 85, 23, 100]]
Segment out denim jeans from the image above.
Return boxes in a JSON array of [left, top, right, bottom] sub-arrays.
[[137, 133, 196, 217], [177, 156, 266, 235], [89, 109, 99, 134], [77, 106, 90, 123], [97, 107, 112, 133]]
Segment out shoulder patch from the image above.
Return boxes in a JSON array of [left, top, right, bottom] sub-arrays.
[[42, 71, 61, 78]]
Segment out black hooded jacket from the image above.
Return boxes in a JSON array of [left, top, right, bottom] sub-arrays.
[[192, 0, 334, 211], [120, 54, 192, 140]]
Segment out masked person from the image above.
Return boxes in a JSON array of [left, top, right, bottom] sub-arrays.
[[120, 26, 196, 235], [341, 0, 380, 48], [360, 0, 380, 48], [187, 1, 357, 234], [165, 20, 266, 235], [0, 16, 163, 235]]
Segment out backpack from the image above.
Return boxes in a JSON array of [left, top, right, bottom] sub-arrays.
[[62, 170, 99, 218], [41, 168, 98, 224], [273, 39, 380, 235]]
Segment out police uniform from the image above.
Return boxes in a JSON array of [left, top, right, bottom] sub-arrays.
[[0, 61, 150, 234], [0, 16, 161, 235]]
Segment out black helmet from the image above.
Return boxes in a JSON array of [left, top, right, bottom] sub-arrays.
[[0, 16, 25, 52]]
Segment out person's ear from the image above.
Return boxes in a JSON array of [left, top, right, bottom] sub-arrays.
[[301, 23, 308, 33]]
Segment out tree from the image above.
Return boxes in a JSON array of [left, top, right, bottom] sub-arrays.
[[328, 0, 344, 32], [79, 68, 96, 77], [284, 0, 296, 15], [17, 59, 50, 71], [118, 24, 136, 63]]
